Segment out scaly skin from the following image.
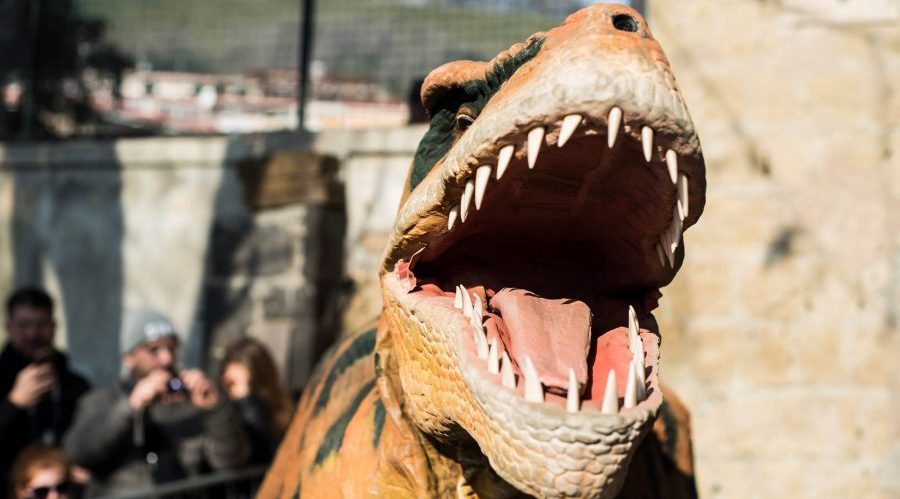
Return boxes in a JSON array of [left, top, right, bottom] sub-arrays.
[[260, 4, 704, 498]]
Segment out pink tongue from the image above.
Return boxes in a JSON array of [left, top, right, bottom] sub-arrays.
[[489, 288, 592, 390]]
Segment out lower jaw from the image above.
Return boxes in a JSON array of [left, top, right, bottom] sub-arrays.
[[381, 268, 664, 480]]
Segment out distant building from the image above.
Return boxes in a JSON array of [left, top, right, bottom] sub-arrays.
[[90, 68, 409, 133]]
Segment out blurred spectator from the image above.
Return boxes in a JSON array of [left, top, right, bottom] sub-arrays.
[[9, 444, 81, 499], [219, 337, 293, 464], [63, 308, 249, 497], [1, 288, 90, 496]]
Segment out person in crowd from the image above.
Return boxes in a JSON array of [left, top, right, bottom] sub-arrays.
[[219, 337, 293, 464], [63, 308, 249, 497], [9, 445, 80, 499], [0, 288, 90, 496]]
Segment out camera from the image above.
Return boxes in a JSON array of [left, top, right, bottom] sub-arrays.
[[167, 376, 188, 394]]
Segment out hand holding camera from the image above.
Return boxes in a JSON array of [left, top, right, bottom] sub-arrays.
[[8, 362, 56, 409], [180, 369, 217, 410]]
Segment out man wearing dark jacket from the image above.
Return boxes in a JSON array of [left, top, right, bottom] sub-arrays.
[[0, 287, 91, 495], [64, 308, 250, 497]]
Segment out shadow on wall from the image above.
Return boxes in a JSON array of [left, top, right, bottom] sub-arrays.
[[11, 142, 124, 385], [201, 135, 348, 394]]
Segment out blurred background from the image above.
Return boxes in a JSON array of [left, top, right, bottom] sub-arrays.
[[0, 0, 897, 497]]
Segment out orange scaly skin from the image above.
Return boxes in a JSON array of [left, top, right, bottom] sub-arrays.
[[261, 4, 704, 498]]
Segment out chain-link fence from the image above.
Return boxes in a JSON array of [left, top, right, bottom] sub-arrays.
[[0, 0, 637, 138]]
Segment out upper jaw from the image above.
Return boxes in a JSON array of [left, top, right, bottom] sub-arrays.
[[381, 65, 705, 278]]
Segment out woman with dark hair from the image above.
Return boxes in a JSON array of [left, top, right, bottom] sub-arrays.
[[219, 337, 293, 465], [10, 445, 79, 499]]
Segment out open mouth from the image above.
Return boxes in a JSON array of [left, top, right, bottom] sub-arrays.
[[388, 106, 700, 417]]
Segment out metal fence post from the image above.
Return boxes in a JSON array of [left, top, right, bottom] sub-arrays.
[[297, 0, 315, 130]]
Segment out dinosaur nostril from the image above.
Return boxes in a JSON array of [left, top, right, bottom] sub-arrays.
[[612, 14, 638, 33]]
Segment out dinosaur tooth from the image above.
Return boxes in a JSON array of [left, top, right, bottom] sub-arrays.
[[558, 114, 581, 147], [527, 127, 544, 169], [631, 328, 644, 370], [523, 356, 543, 403], [633, 359, 646, 402], [500, 351, 515, 389], [608, 106, 622, 148], [474, 165, 491, 210], [642, 126, 654, 162], [487, 338, 499, 374], [666, 149, 678, 184], [448, 205, 459, 231], [600, 370, 618, 414], [656, 242, 667, 268], [472, 294, 484, 324], [454, 285, 463, 309], [678, 173, 689, 219], [670, 206, 683, 251], [566, 368, 579, 413], [627, 305, 639, 351], [462, 287, 473, 318], [460, 180, 475, 222], [660, 232, 674, 267], [473, 321, 489, 360], [496, 144, 514, 180], [623, 363, 637, 409]]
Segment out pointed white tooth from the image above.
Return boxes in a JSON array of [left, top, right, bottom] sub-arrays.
[[623, 363, 637, 409], [487, 338, 500, 374], [454, 286, 463, 309], [678, 174, 689, 219], [601, 370, 618, 414], [474, 165, 491, 210], [632, 330, 645, 378], [523, 356, 544, 403], [472, 294, 484, 324], [670, 206, 683, 251], [661, 232, 675, 267], [628, 306, 639, 348], [656, 243, 667, 268], [633, 358, 646, 401], [641, 126, 654, 162], [460, 180, 474, 222], [462, 287, 473, 318], [496, 145, 514, 180], [447, 205, 459, 231], [566, 368, 580, 413], [500, 352, 516, 389], [665, 149, 678, 184], [474, 323, 488, 360], [607, 107, 622, 148], [527, 127, 544, 169], [558, 114, 581, 148]]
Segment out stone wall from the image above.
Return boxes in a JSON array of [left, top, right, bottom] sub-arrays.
[[647, 1, 900, 497], [0, 133, 345, 390]]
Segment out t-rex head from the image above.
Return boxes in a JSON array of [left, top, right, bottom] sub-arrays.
[[377, 4, 706, 498]]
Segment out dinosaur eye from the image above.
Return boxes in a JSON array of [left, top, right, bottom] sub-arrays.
[[612, 14, 638, 32], [455, 112, 475, 131]]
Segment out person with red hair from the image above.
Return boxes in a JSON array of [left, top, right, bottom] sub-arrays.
[[9, 445, 79, 499]]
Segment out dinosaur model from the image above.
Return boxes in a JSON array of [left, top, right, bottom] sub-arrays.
[[260, 3, 706, 498]]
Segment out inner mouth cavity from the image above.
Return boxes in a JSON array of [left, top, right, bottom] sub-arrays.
[[394, 109, 690, 414]]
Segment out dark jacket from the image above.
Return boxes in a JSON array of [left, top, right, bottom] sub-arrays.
[[0, 343, 91, 493], [63, 380, 251, 497], [234, 395, 283, 465]]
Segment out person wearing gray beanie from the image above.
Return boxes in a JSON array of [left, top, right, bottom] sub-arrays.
[[63, 308, 250, 496], [119, 308, 178, 357]]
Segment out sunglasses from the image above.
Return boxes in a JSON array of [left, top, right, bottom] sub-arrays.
[[27, 482, 72, 499]]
